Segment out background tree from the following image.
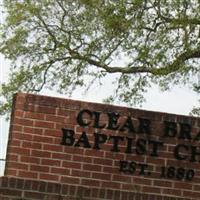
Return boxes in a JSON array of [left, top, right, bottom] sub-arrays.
[[0, 0, 199, 115]]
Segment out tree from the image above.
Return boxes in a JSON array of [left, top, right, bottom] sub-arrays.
[[0, 0, 199, 115]]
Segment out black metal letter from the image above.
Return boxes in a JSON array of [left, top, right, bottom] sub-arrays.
[[190, 146, 200, 162], [174, 144, 189, 160], [74, 131, 91, 148], [119, 160, 129, 172], [61, 128, 75, 146], [194, 131, 200, 141], [93, 133, 107, 150], [179, 123, 192, 140], [138, 163, 148, 175], [77, 109, 93, 127], [129, 161, 137, 174], [137, 118, 151, 134], [149, 140, 163, 157], [120, 116, 135, 133], [93, 111, 106, 129], [164, 121, 177, 137], [109, 135, 124, 152], [107, 112, 120, 130], [136, 139, 147, 155], [125, 137, 134, 154]]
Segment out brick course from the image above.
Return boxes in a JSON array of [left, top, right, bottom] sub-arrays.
[[1, 92, 200, 199], [0, 176, 193, 200]]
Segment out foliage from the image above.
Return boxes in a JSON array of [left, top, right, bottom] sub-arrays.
[[0, 0, 200, 115]]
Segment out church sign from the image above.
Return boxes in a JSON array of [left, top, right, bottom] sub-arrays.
[[3, 93, 200, 199], [61, 109, 198, 181]]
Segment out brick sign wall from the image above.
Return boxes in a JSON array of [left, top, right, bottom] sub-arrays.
[[1, 93, 200, 199]]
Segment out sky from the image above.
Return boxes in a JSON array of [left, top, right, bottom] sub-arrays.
[[0, 54, 199, 175]]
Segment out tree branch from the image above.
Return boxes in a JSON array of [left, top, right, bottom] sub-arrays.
[[69, 47, 200, 76], [151, 49, 200, 75], [36, 14, 59, 51]]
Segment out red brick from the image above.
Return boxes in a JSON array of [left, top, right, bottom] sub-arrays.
[[39, 173, 59, 181], [30, 165, 50, 173], [122, 183, 141, 191], [92, 172, 111, 181], [134, 177, 152, 186], [142, 186, 161, 194], [112, 174, 132, 183], [183, 191, 200, 199], [15, 178, 24, 189], [72, 155, 92, 163], [11, 132, 33, 141], [8, 147, 30, 156], [14, 102, 25, 110], [83, 164, 102, 172], [62, 161, 82, 169], [34, 120, 54, 129], [13, 108, 24, 117], [23, 127, 43, 135], [146, 157, 165, 165], [24, 191, 46, 199], [24, 111, 45, 120], [57, 109, 76, 117], [153, 180, 172, 188], [61, 176, 80, 184], [105, 151, 125, 160], [18, 171, 38, 179], [43, 144, 63, 152], [31, 150, 51, 158], [193, 184, 200, 191], [0, 176, 9, 188], [44, 129, 62, 138], [51, 167, 70, 175], [63, 146, 84, 155], [84, 149, 104, 158], [11, 124, 23, 132], [7, 162, 28, 170], [93, 158, 113, 166], [101, 181, 121, 189], [174, 181, 193, 190], [0, 188, 22, 197], [13, 117, 34, 126], [41, 158, 61, 166], [20, 156, 40, 164], [6, 154, 18, 162], [162, 188, 182, 196], [15, 93, 26, 101], [7, 177, 17, 188], [81, 179, 100, 187], [33, 135, 53, 143], [38, 105, 57, 114], [45, 114, 66, 123], [103, 166, 119, 174], [71, 169, 91, 178], [52, 152, 72, 160], [5, 169, 17, 176], [22, 141, 42, 149]]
